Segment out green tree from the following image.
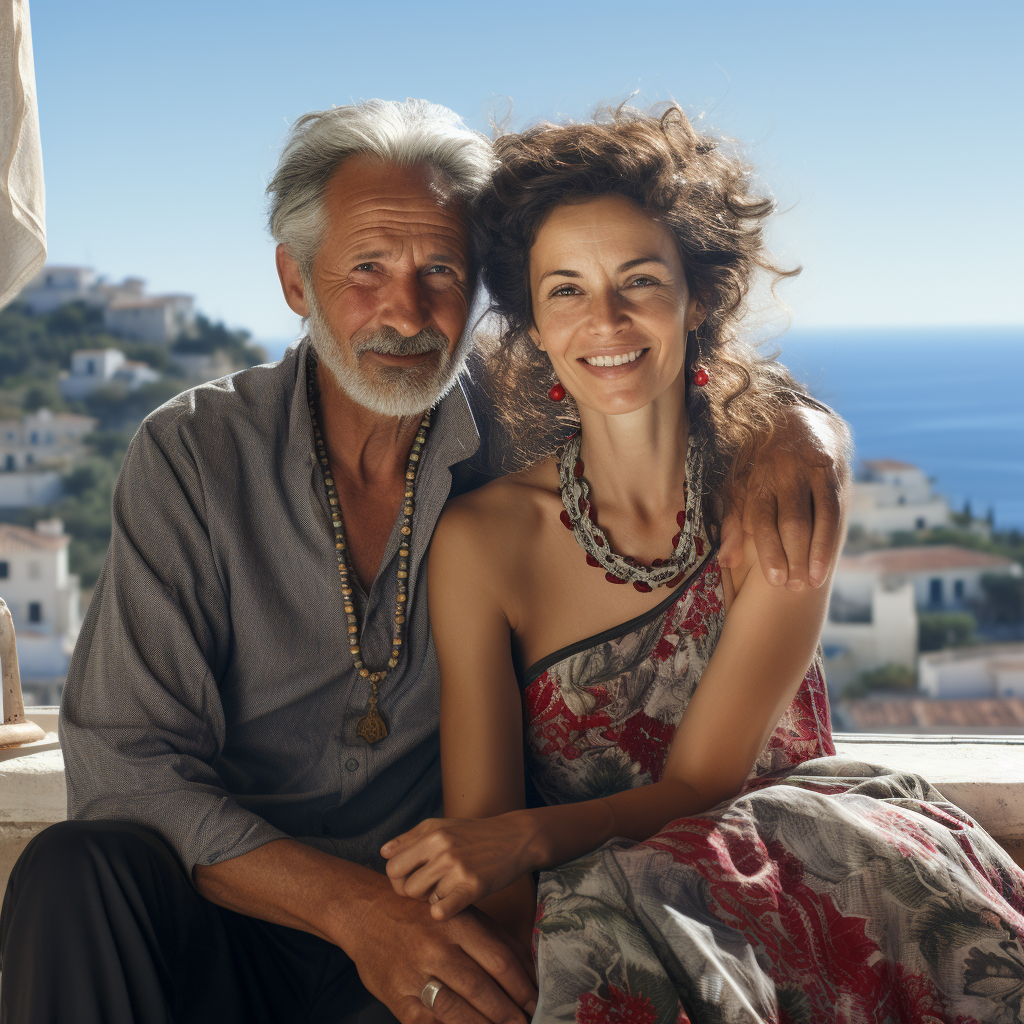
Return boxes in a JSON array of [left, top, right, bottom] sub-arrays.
[[918, 611, 976, 652], [842, 662, 917, 700]]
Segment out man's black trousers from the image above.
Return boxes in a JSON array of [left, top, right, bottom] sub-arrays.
[[0, 820, 399, 1023]]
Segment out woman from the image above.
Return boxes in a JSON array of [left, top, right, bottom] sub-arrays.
[[382, 107, 1024, 1023]]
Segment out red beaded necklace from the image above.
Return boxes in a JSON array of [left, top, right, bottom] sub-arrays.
[[556, 432, 705, 591]]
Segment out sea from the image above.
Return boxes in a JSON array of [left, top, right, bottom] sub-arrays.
[[260, 327, 1024, 530]]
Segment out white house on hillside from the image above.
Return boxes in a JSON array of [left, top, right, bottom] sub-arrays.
[[0, 409, 98, 508], [848, 460, 951, 535], [17, 266, 99, 313], [835, 545, 1020, 612], [18, 265, 195, 343], [0, 520, 81, 693], [918, 644, 1024, 699], [820, 581, 918, 692], [103, 295, 194, 343], [59, 348, 160, 400]]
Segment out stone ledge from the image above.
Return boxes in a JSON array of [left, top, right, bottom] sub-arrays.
[[0, 732, 1020, 888]]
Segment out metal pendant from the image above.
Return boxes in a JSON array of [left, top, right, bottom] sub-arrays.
[[356, 706, 388, 745]]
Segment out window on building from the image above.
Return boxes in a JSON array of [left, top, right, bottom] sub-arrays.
[[86, 359, 95, 374], [954, 579, 965, 601], [929, 578, 944, 605], [25, 453, 33, 465], [0, 562, 8, 579], [27, 561, 40, 580], [28, 602, 41, 623], [4, 455, 14, 471], [29, 431, 38, 444], [915, 517, 926, 529]]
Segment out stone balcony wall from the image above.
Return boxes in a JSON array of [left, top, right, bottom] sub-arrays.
[[0, 712, 1022, 896]]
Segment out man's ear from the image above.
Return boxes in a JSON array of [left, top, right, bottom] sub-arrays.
[[276, 245, 311, 317]]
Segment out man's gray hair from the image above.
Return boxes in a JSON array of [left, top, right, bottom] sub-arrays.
[[267, 98, 494, 273]]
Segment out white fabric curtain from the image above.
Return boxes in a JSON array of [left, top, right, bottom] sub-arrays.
[[0, 0, 44, 310]]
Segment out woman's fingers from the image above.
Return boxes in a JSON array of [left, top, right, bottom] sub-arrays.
[[430, 885, 476, 921], [381, 818, 442, 860]]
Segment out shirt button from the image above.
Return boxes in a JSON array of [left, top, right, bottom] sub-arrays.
[[345, 758, 359, 772]]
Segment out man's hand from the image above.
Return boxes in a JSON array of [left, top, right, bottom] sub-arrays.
[[195, 838, 536, 1024], [719, 404, 851, 591], [349, 878, 537, 1024]]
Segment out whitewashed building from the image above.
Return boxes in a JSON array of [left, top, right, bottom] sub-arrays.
[[0, 520, 81, 686], [918, 643, 1024, 699], [59, 348, 160, 400], [18, 265, 195, 344], [821, 581, 918, 692], [17, 266, 99, 313], [848, 460, 951, 535], [834, 545, 1020, 612], [103, 295, 194, 343], [0, 409, 98, 508], [0, 409, 97, 472]]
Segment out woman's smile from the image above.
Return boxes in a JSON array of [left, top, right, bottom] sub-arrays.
[[580, 347, 650, 373]]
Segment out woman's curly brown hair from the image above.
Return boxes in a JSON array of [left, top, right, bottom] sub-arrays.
[[473, 103, 808, 537]]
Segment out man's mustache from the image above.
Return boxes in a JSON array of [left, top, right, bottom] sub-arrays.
[[353, 326, 450, 358]]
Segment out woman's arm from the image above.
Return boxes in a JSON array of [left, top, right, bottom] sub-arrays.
[[384, 522, 839, 921], [390, 494, 537, 947]]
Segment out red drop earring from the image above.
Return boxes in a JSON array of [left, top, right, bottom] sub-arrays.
[[548, 382, 566, 402], [688, 329, 709, 387]]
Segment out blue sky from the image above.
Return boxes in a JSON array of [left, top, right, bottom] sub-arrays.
[[29, 0, 1024, 346]]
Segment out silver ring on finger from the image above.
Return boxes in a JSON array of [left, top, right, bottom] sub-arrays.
[[420, 977, 444, 1011]]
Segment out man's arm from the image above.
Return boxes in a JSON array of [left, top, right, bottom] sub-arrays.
[[195, 841, 536, 1024], [719, 400, 852, 591], [60, 411, 534, 1024]]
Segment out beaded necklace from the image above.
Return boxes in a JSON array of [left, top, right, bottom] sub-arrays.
[[556, 431, 705, 591], [306, 350, 432, 745]]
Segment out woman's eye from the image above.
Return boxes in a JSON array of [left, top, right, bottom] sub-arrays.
[[550, 284, 579, 297], [628, 276, 658, 288], [353, 263, 375, 273]]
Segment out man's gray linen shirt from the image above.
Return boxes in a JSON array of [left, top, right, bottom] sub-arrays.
[[59, 340, 488, 876]]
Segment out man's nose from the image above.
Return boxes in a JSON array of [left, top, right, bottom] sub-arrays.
[[378, 272, 430, 337]]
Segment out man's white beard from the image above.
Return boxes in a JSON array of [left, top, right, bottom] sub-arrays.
[[306, 291, 471, 418]]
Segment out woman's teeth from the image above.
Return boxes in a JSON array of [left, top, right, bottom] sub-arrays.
[[584, 349, 645, 367]]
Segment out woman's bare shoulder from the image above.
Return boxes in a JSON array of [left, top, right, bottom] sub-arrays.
[[433, 459, 558, 569]]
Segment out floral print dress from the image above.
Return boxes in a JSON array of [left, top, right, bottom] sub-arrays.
[[519, 550, 1024, 1024]]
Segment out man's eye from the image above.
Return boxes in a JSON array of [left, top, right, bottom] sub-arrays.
[[425, 264, 452, 276], [629, 276, 658, 288], [353, 263, 375, 273]]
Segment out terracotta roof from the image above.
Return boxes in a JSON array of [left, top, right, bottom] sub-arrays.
[[841, 697, 1024, 730], [862, 459, 920, 471], [838, 545, 1015, 574], [0, 524, 68, 552]]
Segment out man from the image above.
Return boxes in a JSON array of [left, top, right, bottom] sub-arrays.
[[0, 99, 848, 1024]]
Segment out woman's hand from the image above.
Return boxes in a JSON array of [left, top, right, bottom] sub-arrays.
[[381, 813, 538, 921]]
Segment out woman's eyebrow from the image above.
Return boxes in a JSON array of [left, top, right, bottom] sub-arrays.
[[538, 268, 582, 283], [619, 256, 669, 272]]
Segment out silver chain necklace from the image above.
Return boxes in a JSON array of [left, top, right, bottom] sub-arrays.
[[556, 432, 705, 591]]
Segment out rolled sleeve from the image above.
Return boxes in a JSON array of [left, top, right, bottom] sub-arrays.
[[60, 405, 287, 877]]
